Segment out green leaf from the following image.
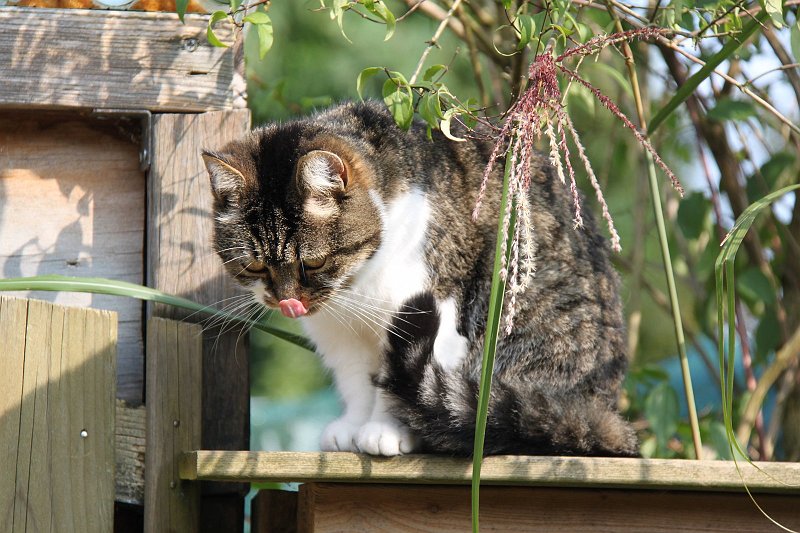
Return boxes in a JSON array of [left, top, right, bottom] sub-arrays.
[[648, 10, 768, 134], [760, 0, 784, 28], [677, 191, 710, 240], [472, 148, 516, 533], [423, 64, 447, 82], [207, 11, 230, 48], [791, 20, 800, 65], [707, 98, 757, 122], [382, 78, 413, 130], [715, 184, 800, 463], [440, 108, 465, 142], [735, 267, 775, 307], [229, 0, 241, 13], [0, 275, 315, 352], [356, 67, 382, 99], [759, 152, 795, 189], [516, 14, 536, 50], [419, 92, 443, 129], [332, 0, 352, 43], [243, 12, 273, 60], [243, 11, 270, 24], [755, 306, 780, 363], [176, 0, 189, 23], [644, 382, 679, 447]]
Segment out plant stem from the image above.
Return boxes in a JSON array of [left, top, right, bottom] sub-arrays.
[[604, 1, 703, 457], [645, 154, 704, 458], [472, 146, 515, 533], [409, 0, 464, 85]]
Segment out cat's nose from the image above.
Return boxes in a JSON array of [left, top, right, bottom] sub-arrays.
[[279, 298, 308, 318]]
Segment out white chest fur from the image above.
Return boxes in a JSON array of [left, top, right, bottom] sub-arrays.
[[301, 187, 431, 368]]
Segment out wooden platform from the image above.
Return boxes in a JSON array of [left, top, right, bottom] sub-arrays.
[[183, 452, 800, 532], [180, 451, 800, 493]]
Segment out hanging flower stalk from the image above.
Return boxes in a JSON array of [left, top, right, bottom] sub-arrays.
[[473, 27, 683, 333]]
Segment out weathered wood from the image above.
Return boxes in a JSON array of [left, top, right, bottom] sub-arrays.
[[0, 7, 237, 112], [297, 483, 800, 533], [179, 451, 800, 494], [0, 111, 145, 402], [252, 490, 299, 533], [0, 296, 116, 533], [144, 317, 203, 533], [147, 109, 251, 526], [117, 399, 147, 505], [0, 297, 29, 531]]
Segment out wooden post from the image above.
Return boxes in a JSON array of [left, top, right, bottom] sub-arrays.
[[144, 317, 203, 533], [148, 109, 251, 531], [0, 296, 116, 533]]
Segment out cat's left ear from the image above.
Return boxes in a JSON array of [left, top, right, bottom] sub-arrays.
[[296, 150, 348, 195], [202, 151, 246, 204]]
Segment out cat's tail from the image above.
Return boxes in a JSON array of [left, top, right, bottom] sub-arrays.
[[375, 292, 639, 457]]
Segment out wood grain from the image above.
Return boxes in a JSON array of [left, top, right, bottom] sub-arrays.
[[0, 111, 145, 401], [251, 490, 299, 533], [298, 483, 800, 533], [144, 317, 203, 533], [0, 296, 116, 533], [117, 399, 147, 505], [180, 451, 800, 494], [0, 7, 237, 112], [147, 109, 251, 526]]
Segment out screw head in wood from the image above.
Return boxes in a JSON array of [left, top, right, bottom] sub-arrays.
[[80, 429, 88, 438]]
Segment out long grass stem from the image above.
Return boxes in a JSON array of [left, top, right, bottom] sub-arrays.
[[471, 146, 516, 533], [645, 154, 703, 458]]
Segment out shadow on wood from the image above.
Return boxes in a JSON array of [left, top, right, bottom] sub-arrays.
[[0, 296, 116, 532]]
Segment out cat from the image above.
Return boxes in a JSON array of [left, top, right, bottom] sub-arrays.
[[203, 100, 638, 457]]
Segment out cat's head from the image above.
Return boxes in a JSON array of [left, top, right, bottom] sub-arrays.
[[202, 122, 383, 318]]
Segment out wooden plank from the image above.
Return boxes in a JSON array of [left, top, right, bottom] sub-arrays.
[[179, 451, 800, 495], [147, 109, 251, 527], [0, 296, 116, 533], [0, 111, 145, 402], [251, 490, 299, 533], [116, 399, 146, 505], [144, 317, 203, 533], [0, 297, 29, 532], [0, 7, 237, 112], [297, 483, 800, 533]]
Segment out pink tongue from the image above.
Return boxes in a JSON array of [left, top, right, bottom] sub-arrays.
[[279, 298, 308, 318]]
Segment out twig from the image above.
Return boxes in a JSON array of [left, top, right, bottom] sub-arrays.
[[409, 0, 465, 85], [604, 0, 702, 459]]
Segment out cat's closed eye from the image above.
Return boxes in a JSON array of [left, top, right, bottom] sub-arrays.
[[301, 257, 326, 270], [244, 259, 268, 274]]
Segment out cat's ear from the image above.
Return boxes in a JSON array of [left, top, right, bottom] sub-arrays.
[[296, 150, 348, 195], [202, 151, 246, 203]]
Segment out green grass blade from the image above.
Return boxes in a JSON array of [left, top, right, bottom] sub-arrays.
[[472, 147, 516, 533], [648, 10, 768, 135], [714, 184, 800, 532], [0, 275, 315, 352]]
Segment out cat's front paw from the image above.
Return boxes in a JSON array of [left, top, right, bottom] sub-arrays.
[[320, 418, 361, 452], [355, 420, 418, 456]]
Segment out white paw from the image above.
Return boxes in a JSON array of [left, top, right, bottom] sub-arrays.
[[355, 420, 418, 456], [320, 418, 360, 452]]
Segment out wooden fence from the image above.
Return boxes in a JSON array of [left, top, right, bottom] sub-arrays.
[[2, 295, 800, 532]]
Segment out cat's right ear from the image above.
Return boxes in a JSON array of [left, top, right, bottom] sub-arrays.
[[202, 151, 246, 204]]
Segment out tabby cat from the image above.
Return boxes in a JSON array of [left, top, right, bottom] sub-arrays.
[[203, 101, 638, 457]]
